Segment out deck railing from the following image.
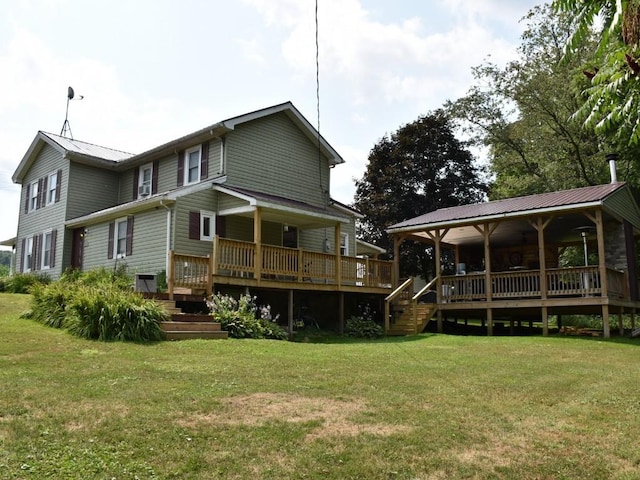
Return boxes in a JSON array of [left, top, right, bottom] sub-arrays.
[[441, 266, 626, 302], [169, 237, 393, 294]]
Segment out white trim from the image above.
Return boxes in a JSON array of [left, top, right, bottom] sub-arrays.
[[184, 145, 202, 185], [138, 162, 153, 198], [340, 232, 349, 256], [41, 229, 53, 270], [214, 185, 257, 204], [200, 210, 216, 241], [218, 205, 256, 216]]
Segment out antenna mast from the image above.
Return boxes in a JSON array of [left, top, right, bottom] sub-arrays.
[[60, 86, 83, 139]]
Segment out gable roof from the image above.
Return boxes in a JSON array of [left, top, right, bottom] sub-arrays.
[[12, 102, 344, 183], [387, 183, 633, 233]]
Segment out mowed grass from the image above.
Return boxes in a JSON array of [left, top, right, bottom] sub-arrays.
[[1, 293, 639, 479]]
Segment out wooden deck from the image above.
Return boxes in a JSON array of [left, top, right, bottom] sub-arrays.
[[167, 237, 394, 297]]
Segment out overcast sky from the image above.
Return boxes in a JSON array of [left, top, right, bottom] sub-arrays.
[[0, 0, 541, 247]]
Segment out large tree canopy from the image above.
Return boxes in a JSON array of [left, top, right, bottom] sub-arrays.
[[353, 110, 486, 278], [553, 0, 640, 145], [447, 4, 640, 199]]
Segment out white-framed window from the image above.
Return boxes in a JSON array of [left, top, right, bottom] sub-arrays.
[[46, 172, 58, 205], [41, 230, 53, 269], [23, 236, 34, 272], [185, 146, 201, 185], [340, 233, 349, 256], [115, 217, 128, 258], [200, 211, 216, 241], [138, 163, 153, 197], [29, 181, 39, 211]]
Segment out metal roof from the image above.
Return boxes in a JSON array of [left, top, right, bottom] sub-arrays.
[[41, 132, 134, 162], [388, 183, 626, 231]]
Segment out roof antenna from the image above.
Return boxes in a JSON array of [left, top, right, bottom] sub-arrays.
[[60, 86, 84, 139]]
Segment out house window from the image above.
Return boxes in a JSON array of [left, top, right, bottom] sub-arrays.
[[115, 218, 128, 258], [29, 181, 39, 211], [185, 146, 201, 184], [138, 163, 153, 197], [340, 233, 349, 256], [42, 231, 53, 269], [200, 211, 216, 241], [46, 172, 58, 205], [23, 236, 33, 272]]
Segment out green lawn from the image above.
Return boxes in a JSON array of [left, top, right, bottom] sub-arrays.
[[1, 293, 639, 479]]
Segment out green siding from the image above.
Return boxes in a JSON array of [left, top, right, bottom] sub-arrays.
[[604, 187, 640, 230], [225, 113, 331, 208], [67, 162, 119, 219], [82, 209, 168, 274], [15, 144, 69, 278], [219, 194, 248, 212], [174, 189, 217, 256]]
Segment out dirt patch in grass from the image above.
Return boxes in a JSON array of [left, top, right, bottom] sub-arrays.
[[178, 392, 412, 441]]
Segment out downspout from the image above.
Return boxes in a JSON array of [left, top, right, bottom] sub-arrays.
[[160, 200, 171, 274]]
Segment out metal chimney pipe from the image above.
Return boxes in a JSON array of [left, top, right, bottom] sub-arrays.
[[606, 153, 618, 183]]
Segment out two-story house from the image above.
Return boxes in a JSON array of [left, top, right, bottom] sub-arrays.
[[10, 102, 393, 328]]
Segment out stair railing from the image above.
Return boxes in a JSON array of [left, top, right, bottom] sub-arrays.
[[410, 277, 439, 334], [384, 277, 414, 332]]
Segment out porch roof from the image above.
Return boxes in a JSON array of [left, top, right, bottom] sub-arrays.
[[386, 182, 640, 247], [215, 185, 351, 229]]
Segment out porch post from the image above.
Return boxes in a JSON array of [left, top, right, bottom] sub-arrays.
[[602, 304, 610, 338], [482, 224, 493, 302], [288, 289, 294, 339], [595, 210, 608, 298], [254, 207, 262, 281], [536, 217, 549, 299], [619, 307, 625, 336], [486, 308, 493, 336], [393, 235, 402, 288], [434, 230, 443, 333], [168, 250, 175, 301], [334, 222, 342, 287], [542, 306, 548, 336]]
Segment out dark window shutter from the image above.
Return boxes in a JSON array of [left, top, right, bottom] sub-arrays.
[[189, 211, 200, 240], [216, 215, 226, 238], [152, 160, 159, 194], [33, 235, 40, 271], [126, 216, 134, 256], [200, 142, 209, 180], [36, 178, 43, 209], [50, 229, 57, 268], [132, 167, 139, 199], [108, 222, 115, 259], [55, 169, 62, 202], [24, 184, 30, 213], [177, 150, 185, 186], [41, 176, 48, 206], [20, 238, 25, 272]]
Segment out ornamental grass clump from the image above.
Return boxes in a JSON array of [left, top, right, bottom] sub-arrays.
[[207, 293, 287, 340], [28, 267, 166, 342]]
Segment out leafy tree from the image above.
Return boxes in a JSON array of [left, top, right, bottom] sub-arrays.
[[553, 0, 640, 145], [447, 4, 640, 199], [353, 110, 486, 279]]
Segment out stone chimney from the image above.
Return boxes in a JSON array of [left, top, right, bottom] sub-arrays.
[[606, 153, 618, 183]]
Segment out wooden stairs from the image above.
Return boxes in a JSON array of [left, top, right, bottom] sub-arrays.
[[387, 301, 437, 336], [155, 299, 228, 340]]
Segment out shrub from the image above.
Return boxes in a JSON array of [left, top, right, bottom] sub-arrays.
[[345, 316, 384, 339], [28, 267, 166, 342], [207, 293, 287, 340], [4, 272, 50, 294]]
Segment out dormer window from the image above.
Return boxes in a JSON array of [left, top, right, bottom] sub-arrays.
[[185, 146, 201, 185]]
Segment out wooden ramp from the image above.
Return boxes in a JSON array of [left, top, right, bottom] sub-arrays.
[[387, 301, 436, 336], [155, 299, 228, 340]]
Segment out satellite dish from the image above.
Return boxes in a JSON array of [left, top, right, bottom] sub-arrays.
[[67, 86, 75, 100]]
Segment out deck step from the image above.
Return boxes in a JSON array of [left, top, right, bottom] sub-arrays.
[[160, 321, 222, 332], [163, 330, 228, 340], [170, 313, 214, 322]]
